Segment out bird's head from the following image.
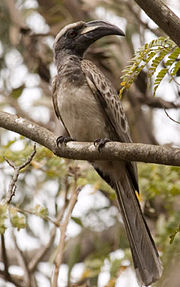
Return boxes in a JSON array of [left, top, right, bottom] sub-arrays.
[[53, 20, 125, 58]]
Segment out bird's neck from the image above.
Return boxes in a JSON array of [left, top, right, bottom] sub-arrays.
[[55, 51, 82, 75], [55, 51, 85, 86]]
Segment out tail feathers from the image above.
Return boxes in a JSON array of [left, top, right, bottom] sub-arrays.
[[114, 174, 162, 286]]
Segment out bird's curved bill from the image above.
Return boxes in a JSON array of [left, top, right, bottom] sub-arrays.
[[80, 20, 125, 37]]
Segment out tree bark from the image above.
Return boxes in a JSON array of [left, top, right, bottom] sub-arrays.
[[0, 111, 180, 166], [134, 0, 180, 47]]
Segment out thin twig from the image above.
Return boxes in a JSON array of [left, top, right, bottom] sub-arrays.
[[1, 234, 11, 281], [137, 92, 180, 109], [14, 206, 59, 227], [11, 231, 31, 287], [164, 108, 180, 124], [5, 144, 36, 203], [51, 186, 81, 287]]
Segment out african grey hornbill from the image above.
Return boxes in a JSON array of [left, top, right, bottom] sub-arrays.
[[52, 20, 162, 286]]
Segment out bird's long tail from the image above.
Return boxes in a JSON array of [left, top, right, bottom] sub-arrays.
[[114, 173, 162, 286]]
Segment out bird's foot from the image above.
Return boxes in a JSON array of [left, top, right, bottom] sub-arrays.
[[94, 138, 110, 152], [56, 136, 75, 146]]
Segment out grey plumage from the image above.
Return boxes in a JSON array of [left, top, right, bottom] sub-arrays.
[[52, 20, 162, 286]]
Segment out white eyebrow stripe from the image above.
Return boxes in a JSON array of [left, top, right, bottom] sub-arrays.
[[54, 21, 85, 47]]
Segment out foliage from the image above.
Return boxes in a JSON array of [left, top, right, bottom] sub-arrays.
[[138, 163, 180, 263], [139, 163, 180, 200], [9, 206, 26, 230], [169, 224, 180, 244], [120, 37, 180, 97], [0, 204, 7, 234]]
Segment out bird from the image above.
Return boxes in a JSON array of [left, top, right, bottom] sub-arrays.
[[52, 20, 162, 286]]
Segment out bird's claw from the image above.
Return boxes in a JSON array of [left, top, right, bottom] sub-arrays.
[[56, 136, 74, 146], [94, 138, 110, 152]]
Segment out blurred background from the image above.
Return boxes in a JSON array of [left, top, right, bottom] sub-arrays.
[[0, 0, 180, 286]]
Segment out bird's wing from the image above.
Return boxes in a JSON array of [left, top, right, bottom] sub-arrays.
[[81, 60, 131, 142], [52, 75, 70, 136], [52, 75, 61, 120], [81, 59, 139, 191]]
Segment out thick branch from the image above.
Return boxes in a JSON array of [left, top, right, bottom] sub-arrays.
[[134, 0, 180, 47], [0, 111, 179, 166]]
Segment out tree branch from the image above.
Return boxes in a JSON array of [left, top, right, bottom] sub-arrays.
[[0, 111, 179, 166], [5, 0, 26, 28], [11, 231, 31, 287], [0, 270, 23, 287], [4, 144, 36, 203], [1, 234, 11, 281], [134, 0, 180, 47], [137, 94, 180, 109]]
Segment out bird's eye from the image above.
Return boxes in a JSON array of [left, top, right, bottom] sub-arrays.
[[67, 30, 78, 39]]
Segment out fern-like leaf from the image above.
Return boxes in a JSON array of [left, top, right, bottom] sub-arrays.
[[165, 47, 180, 67], [170, 60, 180, 77], [153, 68, 168, 96], [120, 37, 180, 97]]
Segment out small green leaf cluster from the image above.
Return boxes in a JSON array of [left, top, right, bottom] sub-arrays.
[[120, 37, 180, 97], [0, 204, 26, 233], [0, 136, 34, 167], [0, 204, 7, 234], [33, 204, 48, 218], [169, 224, 180, 244], [9, 206, 26, 230], [139, 164, 180, 200]]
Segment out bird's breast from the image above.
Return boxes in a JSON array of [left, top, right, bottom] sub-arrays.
[[57, 80, 108, 141]]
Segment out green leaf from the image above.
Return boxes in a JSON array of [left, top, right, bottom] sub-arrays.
[[169, 224, 180, 244], [149, 50, 169, 77], [71, 216, 83, 227], [119, 37, 178, 96], [165, 47, 180, 67], [10, 208, 26, 230], [110, 259, 123, 279], [153, 68, 168, 96], [10, 84, 25, 99], [34, 204, 48, 218], [170, 60, 180, 77]]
